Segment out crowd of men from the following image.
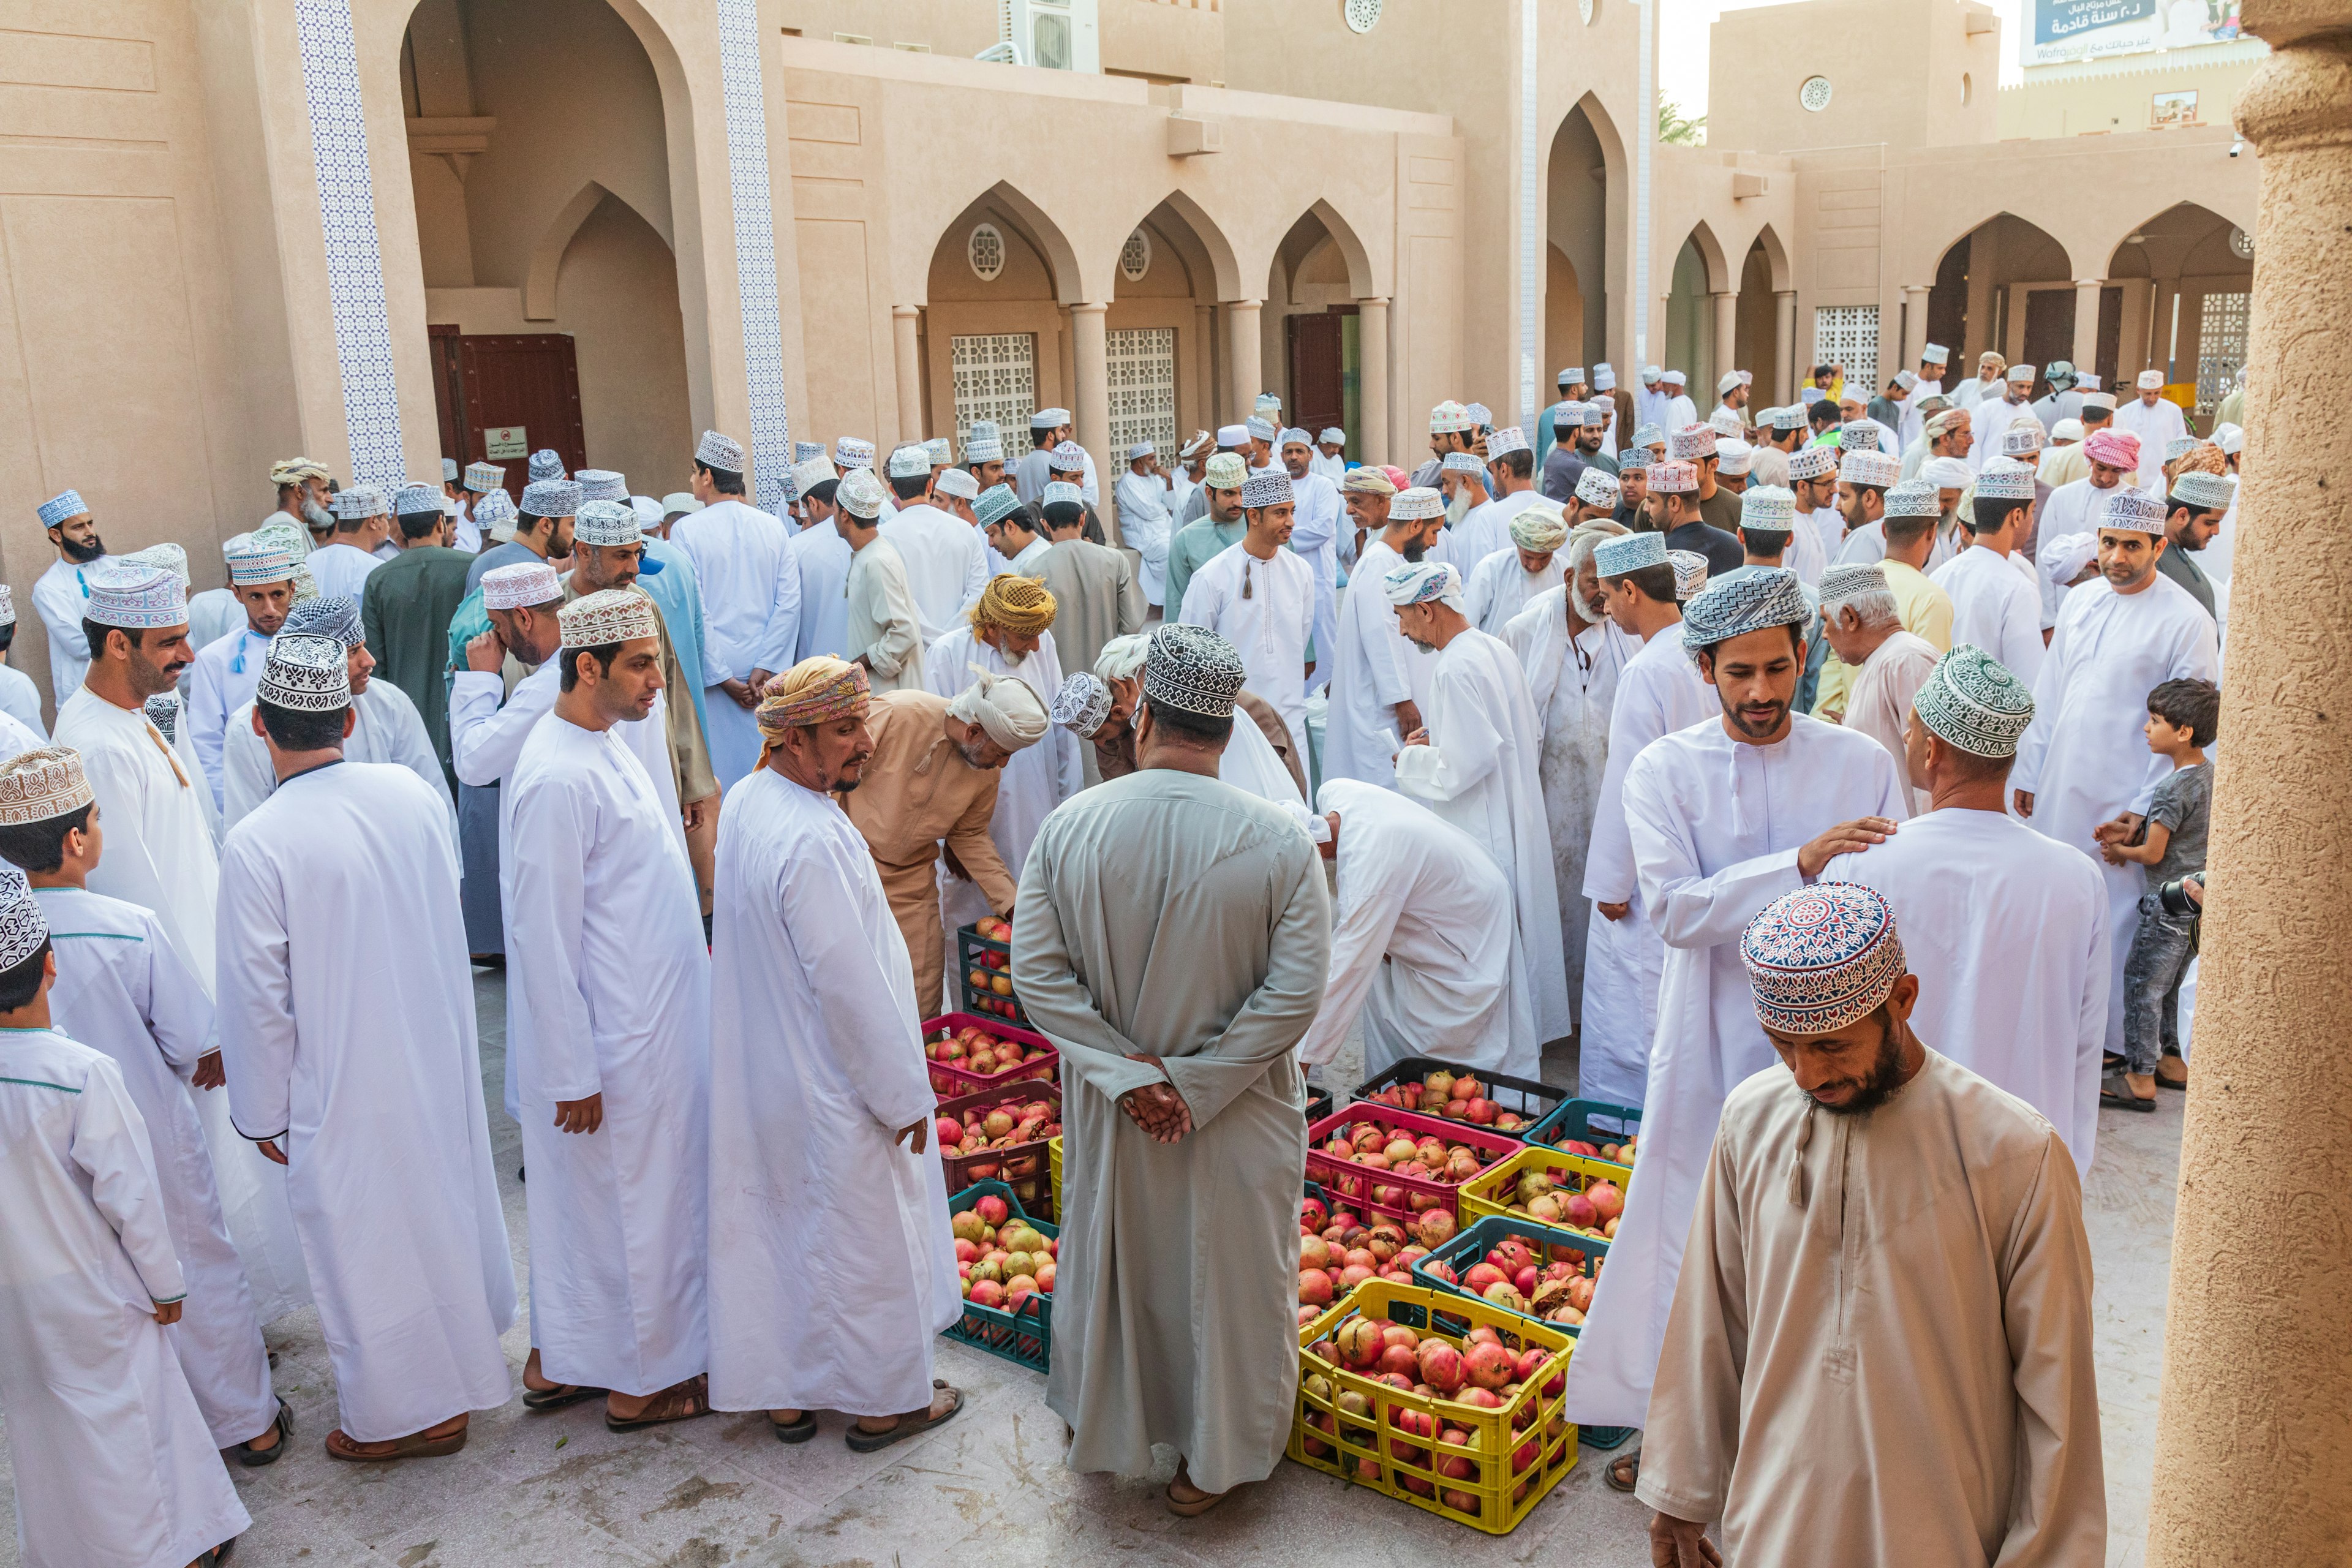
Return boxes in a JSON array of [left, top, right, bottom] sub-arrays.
[[0, 344, 2234, 1563]]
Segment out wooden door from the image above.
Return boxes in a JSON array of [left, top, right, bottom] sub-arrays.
[[457, 334, 586, 494], [428, 325, 467, 469], [1287, 311, 1344, 437], [2021, 289, 2076, 397]]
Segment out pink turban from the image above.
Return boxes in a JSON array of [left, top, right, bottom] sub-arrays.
[[2084, 429, 2141, 472]]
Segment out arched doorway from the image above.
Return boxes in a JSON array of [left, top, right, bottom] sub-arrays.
[[1545, 98, 1620, 381], [1663, 225, 1728, 396], [920, 185, 1079, 462], [2107, 202, 2254, 425], [404, 0, 695, 494], [1106, 198, 1234, 457], [1923, 214, 2075, 396], [1734, 230, 1789, 402], [1267, 206, 1373, 454]]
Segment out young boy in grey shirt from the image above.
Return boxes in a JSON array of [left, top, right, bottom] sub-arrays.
[[2100, 677, 2218, 1106]]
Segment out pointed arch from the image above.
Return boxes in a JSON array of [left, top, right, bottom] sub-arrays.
[[1303, 198, 1378, 301], [1747, 223, 1793, 294], [526, 181, 614, 320], [1683, 220, 1733, 295], [908, 179, 1086, 309], [1148, 190, 1243, 303]]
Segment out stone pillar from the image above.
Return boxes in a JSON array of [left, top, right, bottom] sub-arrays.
[[1710, 290, 1737, 387], [1901, 284, 1930, 372], [1194, 303, 1218, 431], [892, 306, 924, 445], [1227, 300, 1263, 420], [2147, 13, 2352, 1568], [1069, 301, 1117, 544], [2071, 278, 2105, 379], [1775, 290, 1799, 404], [1357, 296, 1390, 466]]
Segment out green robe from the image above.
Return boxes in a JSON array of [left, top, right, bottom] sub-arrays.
[[1011, 769, 1331, 1494], [360, 545, 475, 788], [1163, 518, 1244, 619]]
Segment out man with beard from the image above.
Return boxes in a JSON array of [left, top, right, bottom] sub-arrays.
[[2152, 469, 2232, 620], [184, 533, 300, 808], [263, 456, 333, 549], [31, 490, 112, 701], [1322, 481, 1442, 788], [1560, 568, 1906, 1486], [1179, 472, 1314, 760], [1638, 883, 2104, 1568]]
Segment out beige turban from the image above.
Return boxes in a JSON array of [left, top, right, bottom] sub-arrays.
[[971, 573, 1057, 636], [270, 457, 328, 486], [947, 665, 1048, 752], [1509, 502, 1569, 552], [1341, 467, 1397, 497], [758, 655, 870, 736], [1094, 633, 1150, 682]]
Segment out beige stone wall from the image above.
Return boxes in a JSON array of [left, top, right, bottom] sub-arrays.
[[1709, 0, 2002, 156], [1998, 42, 2269, 138]]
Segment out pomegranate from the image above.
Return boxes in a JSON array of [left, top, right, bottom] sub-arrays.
[[1339, 1264, 1375, 1289], [1424, 1069, 1457, 1101], [1035, 1262, 1055, 1292], [968, 1279, 1005, 1308], [975, 1194, 1009, 1226], [1299, 1196, 1328, 1231], [1467, 1326, 1504, 1349], [1587, 1182, 1625, 1224], [1415, 1340, 1466, 1393], [1513, 1265, 1539, 1297], [1462, 1262, 1507, 1295], [1380, 1324, 1420, 1354], [1336, 1318, 1385, 1370], [1513, 1348, 1549, 1383], [951, 1211, 986, 1244], [1299, 1270, 1334, 1306], [1413, 1209, 1458, 1248], [1464, 1342, 1515, 1390], [1300, 1235, 1333, 1272], [1563, 1192, 1598, 1229], [1453, 1076, 1483, 1101], [1458, 1386, 1503, 1409], [1442, 1489, 1480, 1515], [952, 1238, 978, 1264], [1464, 1098, 1497, 1126], [1374, 1343, 1417, 1378]]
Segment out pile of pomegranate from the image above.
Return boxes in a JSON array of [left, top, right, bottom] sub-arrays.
[[1493, 1165, 1623, 1243], [1298, 1193, 1459, 1319], [951, 1191, 1055, 1309], [1313, 1120, 1500, 1218], [1553, 1131, 1638, 1165], [1359, 1070, 1529, 1133], [1438, 1234, 1600, 1325], [938, 1097, 1060, 1185], [1300, 1318, 1567, 1514], [963, 942, 1020, 1019], [922, 1023, 1052, 1082]]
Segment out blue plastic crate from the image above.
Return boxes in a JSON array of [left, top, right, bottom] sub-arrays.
[[943, 1179, 1055, 1373], [1522, 1098, 1642, 1172]]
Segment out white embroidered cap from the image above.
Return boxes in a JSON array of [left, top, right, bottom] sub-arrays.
[[559, 587, 660, 648]]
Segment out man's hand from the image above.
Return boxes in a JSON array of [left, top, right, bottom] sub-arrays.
[[191, 1050, 226, 1091], [553, 1094, 604, 1134], [749, 668, 775, 693], [1401, 726, 1430, 749], [2184, 873, 2204, 908], [682, 793, 716, 833], [942, 845, 972, 883], [894, 1117, 930, 1155], [1118, 1054, 1193, 1143], [720, 678, 758, 711], [1597, 900, 1630, 923], [2097, 811, 2146, 846], [2013, 789, 2035, 819], [1796, 816, 1899, 878], [1393, 700, 1423, 736], [1648, 1512, 1723, 1567], [465, 628, 507, 674], [257, 1139, 288, 1166], [153, 1300, 184, 1327]]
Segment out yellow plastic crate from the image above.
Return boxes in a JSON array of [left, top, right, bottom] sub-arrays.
[[1049, 1135, 1062, 1219], [1457, 1145, 1627, 1243], [1289, 1280, 1576, 1534]]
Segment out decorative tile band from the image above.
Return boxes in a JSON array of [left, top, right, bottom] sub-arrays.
[[295, 0, 405, 489], [715, 0, 793, 514]]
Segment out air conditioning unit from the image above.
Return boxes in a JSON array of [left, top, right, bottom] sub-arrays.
[[1000, 0, 1099, 74]]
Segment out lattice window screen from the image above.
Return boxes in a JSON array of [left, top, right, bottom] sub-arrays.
[[2196, 291, 2249, 420], [950, 333, 1036, 450], [1106, 327, 1177, 457], [1813, 305, 1881, 385]]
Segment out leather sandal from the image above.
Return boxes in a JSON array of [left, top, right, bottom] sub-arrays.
[[233, 1398, 293, 1467], [326, 1423, 467, 1462], [845, 1385, 962, 1452], [522, 1382, 609, 1412], [1605, 1450, 1642, 1492], [605, 1374, 711, 1432]]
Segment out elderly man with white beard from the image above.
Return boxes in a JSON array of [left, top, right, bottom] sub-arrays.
[[1387, 560, 1567, 1076], [1561, 568, 1907, 1488]]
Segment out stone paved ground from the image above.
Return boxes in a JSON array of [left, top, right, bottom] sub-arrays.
[[0, 970, 2179, 1566]]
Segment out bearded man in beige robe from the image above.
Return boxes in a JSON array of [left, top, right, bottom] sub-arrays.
[[1012, 623, 1329, 1515], [1640, 881, 2103, 1567]]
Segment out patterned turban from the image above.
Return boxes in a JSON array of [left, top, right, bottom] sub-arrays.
[[1681, 567, 1808, 654], [1509, 502, 1569, 552], [971, 573, 1057, 637], [2083, 429, 2141, 472], [1382, 560, 1464, 608], [947, 666, 1049, 752], [1341, 467, 1396, 497], [757, 655, 869, 740], [281, 594, 363, 649], [1741, 884, 1907, 1036]]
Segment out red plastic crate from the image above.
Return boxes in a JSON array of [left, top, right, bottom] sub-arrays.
[[922, 1012, 1058, 1099], [1306, 1104, 1522, 1229], [938, 1081, 1063, 1220]]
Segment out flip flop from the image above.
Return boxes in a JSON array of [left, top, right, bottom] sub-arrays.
[[1604, 1450, 1642, 1493], [771, 1412, 818, 1444], [326, 1424, 468, 1462], [2158, 1058, 2189, 1091], [523, 1382, 609, 1412], [197, 1539, 237, 1566], [2100, 1080, 2157, 1112], [233, 1398, 294, 1467], [1166, 1483, 1231, 1517], [845, 1385, 963, 1452], [605, 1374, 711, 1432]]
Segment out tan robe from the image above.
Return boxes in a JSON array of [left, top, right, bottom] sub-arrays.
[[562, 578, 719, 808], [1035, 537, 1147, 786], [1012, 769, 1331, 1495], [839, 690, 1017, 1014], [1638, 1050, 2105, 1566]]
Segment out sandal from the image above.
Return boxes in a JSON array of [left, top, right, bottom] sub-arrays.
[[197, 1539, 238, 1566], [522, 1382, 609, 1412], [326, 1423, 467, 1462], [1605, 1450, 1642, 1493], [233, 1398, 294, 1468], [605, 1374, 711, 1431], [771, 1411, 818, 1444], [845, 1385, 963, 1452], [1166, 1461, 1231, 1517], [2158, 1055, 2189, 1091], [2100, 1076, 2157, 1112]]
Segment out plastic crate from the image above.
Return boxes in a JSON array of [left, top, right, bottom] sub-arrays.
[[957, 922, 1029, 1026], [1049, 1134, 1061, 1220], [1410, 1216, 1631, 1453], [938, 1082, 1061, 1220], [1305, 1104, 1523, 1229], [1522, 1098, 1642, 1173], [1305, 1084, 1336, 1126], [1291, 1280, 1577, 1534], [943, 1179, 1055, 1373], [1457, 1145, 1628, 1237], [1352, 1060, 1565, 1140], [921, 1012, 1057, 1099]]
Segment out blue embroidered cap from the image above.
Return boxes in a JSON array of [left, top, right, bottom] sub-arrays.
[[37, 490, 88, 529]]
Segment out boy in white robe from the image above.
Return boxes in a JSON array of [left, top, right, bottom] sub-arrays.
[[217, 634, 516, 1461], [1178, 470, 1316, 761], [0, 884, 250, 1567], [1321, 480, 1442, 788], [0, 586, 50, 739], [1641, 883, 2104, 1566], [1577, 532, 1716, 1108], [507, 591, 714, 1428], [836, 468, 928, 694], [0, 748, 284, 1464], [1463, 500, 1570, 638], [1561, 568, 1908, 1460], [2013, 488, 2220, 1060], [706, 658, 963, 1449], [1295, 778, 1521, 1078], [1825, 645, 2109, 1173], [673, 431, 801, 786], [1387, 560, 1570, 1068]]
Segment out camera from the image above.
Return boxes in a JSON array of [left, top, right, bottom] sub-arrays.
[[2158, 871, 2205, 919]]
